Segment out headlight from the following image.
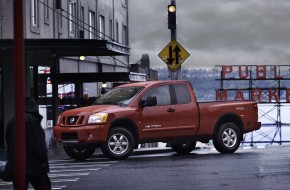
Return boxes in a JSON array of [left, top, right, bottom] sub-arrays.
[[88, 113, 108, 124], [57, 116, 62, 125]]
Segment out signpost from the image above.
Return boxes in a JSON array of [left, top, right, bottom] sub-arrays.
[[158, 39, 190, 72], [159, 0, 190, 80]]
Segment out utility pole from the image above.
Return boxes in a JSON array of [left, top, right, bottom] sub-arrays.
[[159, 1, 189, 79], [14, 0, 25, 189], [167, 0, 181, 80]]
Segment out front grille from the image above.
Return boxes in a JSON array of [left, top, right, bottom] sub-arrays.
[[61, 132, 78, 140], [67, 116, 79, 125], [59, 115, 84, 126]]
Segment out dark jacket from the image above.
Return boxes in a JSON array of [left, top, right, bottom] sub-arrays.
[[5, 97, 49, 175]]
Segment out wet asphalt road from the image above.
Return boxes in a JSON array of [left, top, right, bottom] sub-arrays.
[[2, 145, 289, 190], [67, 145, 290, 190]]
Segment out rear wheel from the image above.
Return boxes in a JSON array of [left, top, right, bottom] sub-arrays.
[[63, 145, 95, 161], [213, 122, 241, 153], [100, 127, 135, 160], [170, 140, 197, 155]]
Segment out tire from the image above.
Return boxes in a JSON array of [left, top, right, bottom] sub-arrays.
[[100, 127, 135, 160], [213, 122, 241, 153], [170, 140, 197, 155], [64, 145, 95, 161]]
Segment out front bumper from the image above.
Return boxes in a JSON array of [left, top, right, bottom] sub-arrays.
[[53, 124, 110, 144]]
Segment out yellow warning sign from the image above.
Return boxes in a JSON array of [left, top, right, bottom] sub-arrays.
[[158, 40, 190, 71]]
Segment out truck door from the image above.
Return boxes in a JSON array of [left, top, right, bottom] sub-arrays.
[[173, 84, 199, 136], [140, 85, 178, 139]]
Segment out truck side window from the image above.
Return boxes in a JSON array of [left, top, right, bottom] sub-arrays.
[[174, 84, 191, 104], [142, 85, 171, 106]]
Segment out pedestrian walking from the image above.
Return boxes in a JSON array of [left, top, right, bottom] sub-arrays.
[[5, 97, 51, 190]]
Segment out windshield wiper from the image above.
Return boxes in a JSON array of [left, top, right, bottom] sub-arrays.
[[118, 102, 126, 106], [100, 102, 118, 105]]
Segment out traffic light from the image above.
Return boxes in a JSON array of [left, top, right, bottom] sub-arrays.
[[168, 4, 176, 29]]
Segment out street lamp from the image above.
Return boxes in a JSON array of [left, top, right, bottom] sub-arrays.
[[79, 56, 85, 60], [102, 82, 107, 88]]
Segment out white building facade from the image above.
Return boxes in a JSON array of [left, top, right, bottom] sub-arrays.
[[0, 0, 130, 148]]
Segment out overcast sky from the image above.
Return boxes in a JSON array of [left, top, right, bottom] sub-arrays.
[[128, 0, 290, 69]]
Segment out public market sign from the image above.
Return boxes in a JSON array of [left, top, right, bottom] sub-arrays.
[[216, 65, 290, 103]]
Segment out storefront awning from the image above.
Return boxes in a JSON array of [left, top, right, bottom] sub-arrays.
[[56, 72, 131, 83], [50, 72, 146, 83], [0, 39, 130, 56]]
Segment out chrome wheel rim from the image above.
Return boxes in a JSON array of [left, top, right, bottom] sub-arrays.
[[180, 142, 190, 147], [222, 128, 237, 148], [72, 147, 86, 154], [108, 133, 129, 155]]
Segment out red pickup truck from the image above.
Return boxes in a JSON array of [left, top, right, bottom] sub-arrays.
[[53, 80, 261, 160]]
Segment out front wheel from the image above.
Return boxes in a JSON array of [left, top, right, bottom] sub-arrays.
[[63, 145, 96, 161], [213, 122, 241, 153], [170, 140, 197, 155], [100, 127, 135, 160]]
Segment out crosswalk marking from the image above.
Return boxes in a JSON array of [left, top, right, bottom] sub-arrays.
[[49, 160, 118, 165], [49, 172, 90, 177], [50, 164, 111, 169], [50, 168, 101, 173], [51, 178, 79, 183], [0, 181, 12, 185], [51, 185, 67, 190], [0, 158, 118, 190], [50, 158, 116, 162]]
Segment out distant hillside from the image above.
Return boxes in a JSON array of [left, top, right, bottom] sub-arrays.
[[156, 68, 220, 101]]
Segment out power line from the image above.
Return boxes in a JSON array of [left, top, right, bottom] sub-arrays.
[[37, 0, 129, 67]]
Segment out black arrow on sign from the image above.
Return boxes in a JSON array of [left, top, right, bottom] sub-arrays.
[[173, 45, 181, 66], [167, 46, 174, 65]]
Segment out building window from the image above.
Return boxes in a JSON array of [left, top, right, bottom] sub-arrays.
[[99, 15, 105, 40], [80, 6, 85, 38], [116, 22, 119, 43], [89, 11, 95, 39], [30, 0, 40, 33], [44, 0, 49, 24], [58, 9, 63, 30], [122, 25, 127, 45], [109, 19, 113, 40], [31, 0, 39, 27], [121, 0, 126, 7], [68, 1, 76, 38]]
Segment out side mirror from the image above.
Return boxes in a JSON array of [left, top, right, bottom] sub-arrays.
[[146, 96, 157, 107], [139, 100, 146, 108], [139, 96, 157, 108]]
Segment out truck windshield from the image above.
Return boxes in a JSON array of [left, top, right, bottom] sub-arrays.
[[94, 86, 144, 106]]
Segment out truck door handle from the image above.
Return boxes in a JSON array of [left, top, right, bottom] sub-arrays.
[[167, 108, 175, 113]]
